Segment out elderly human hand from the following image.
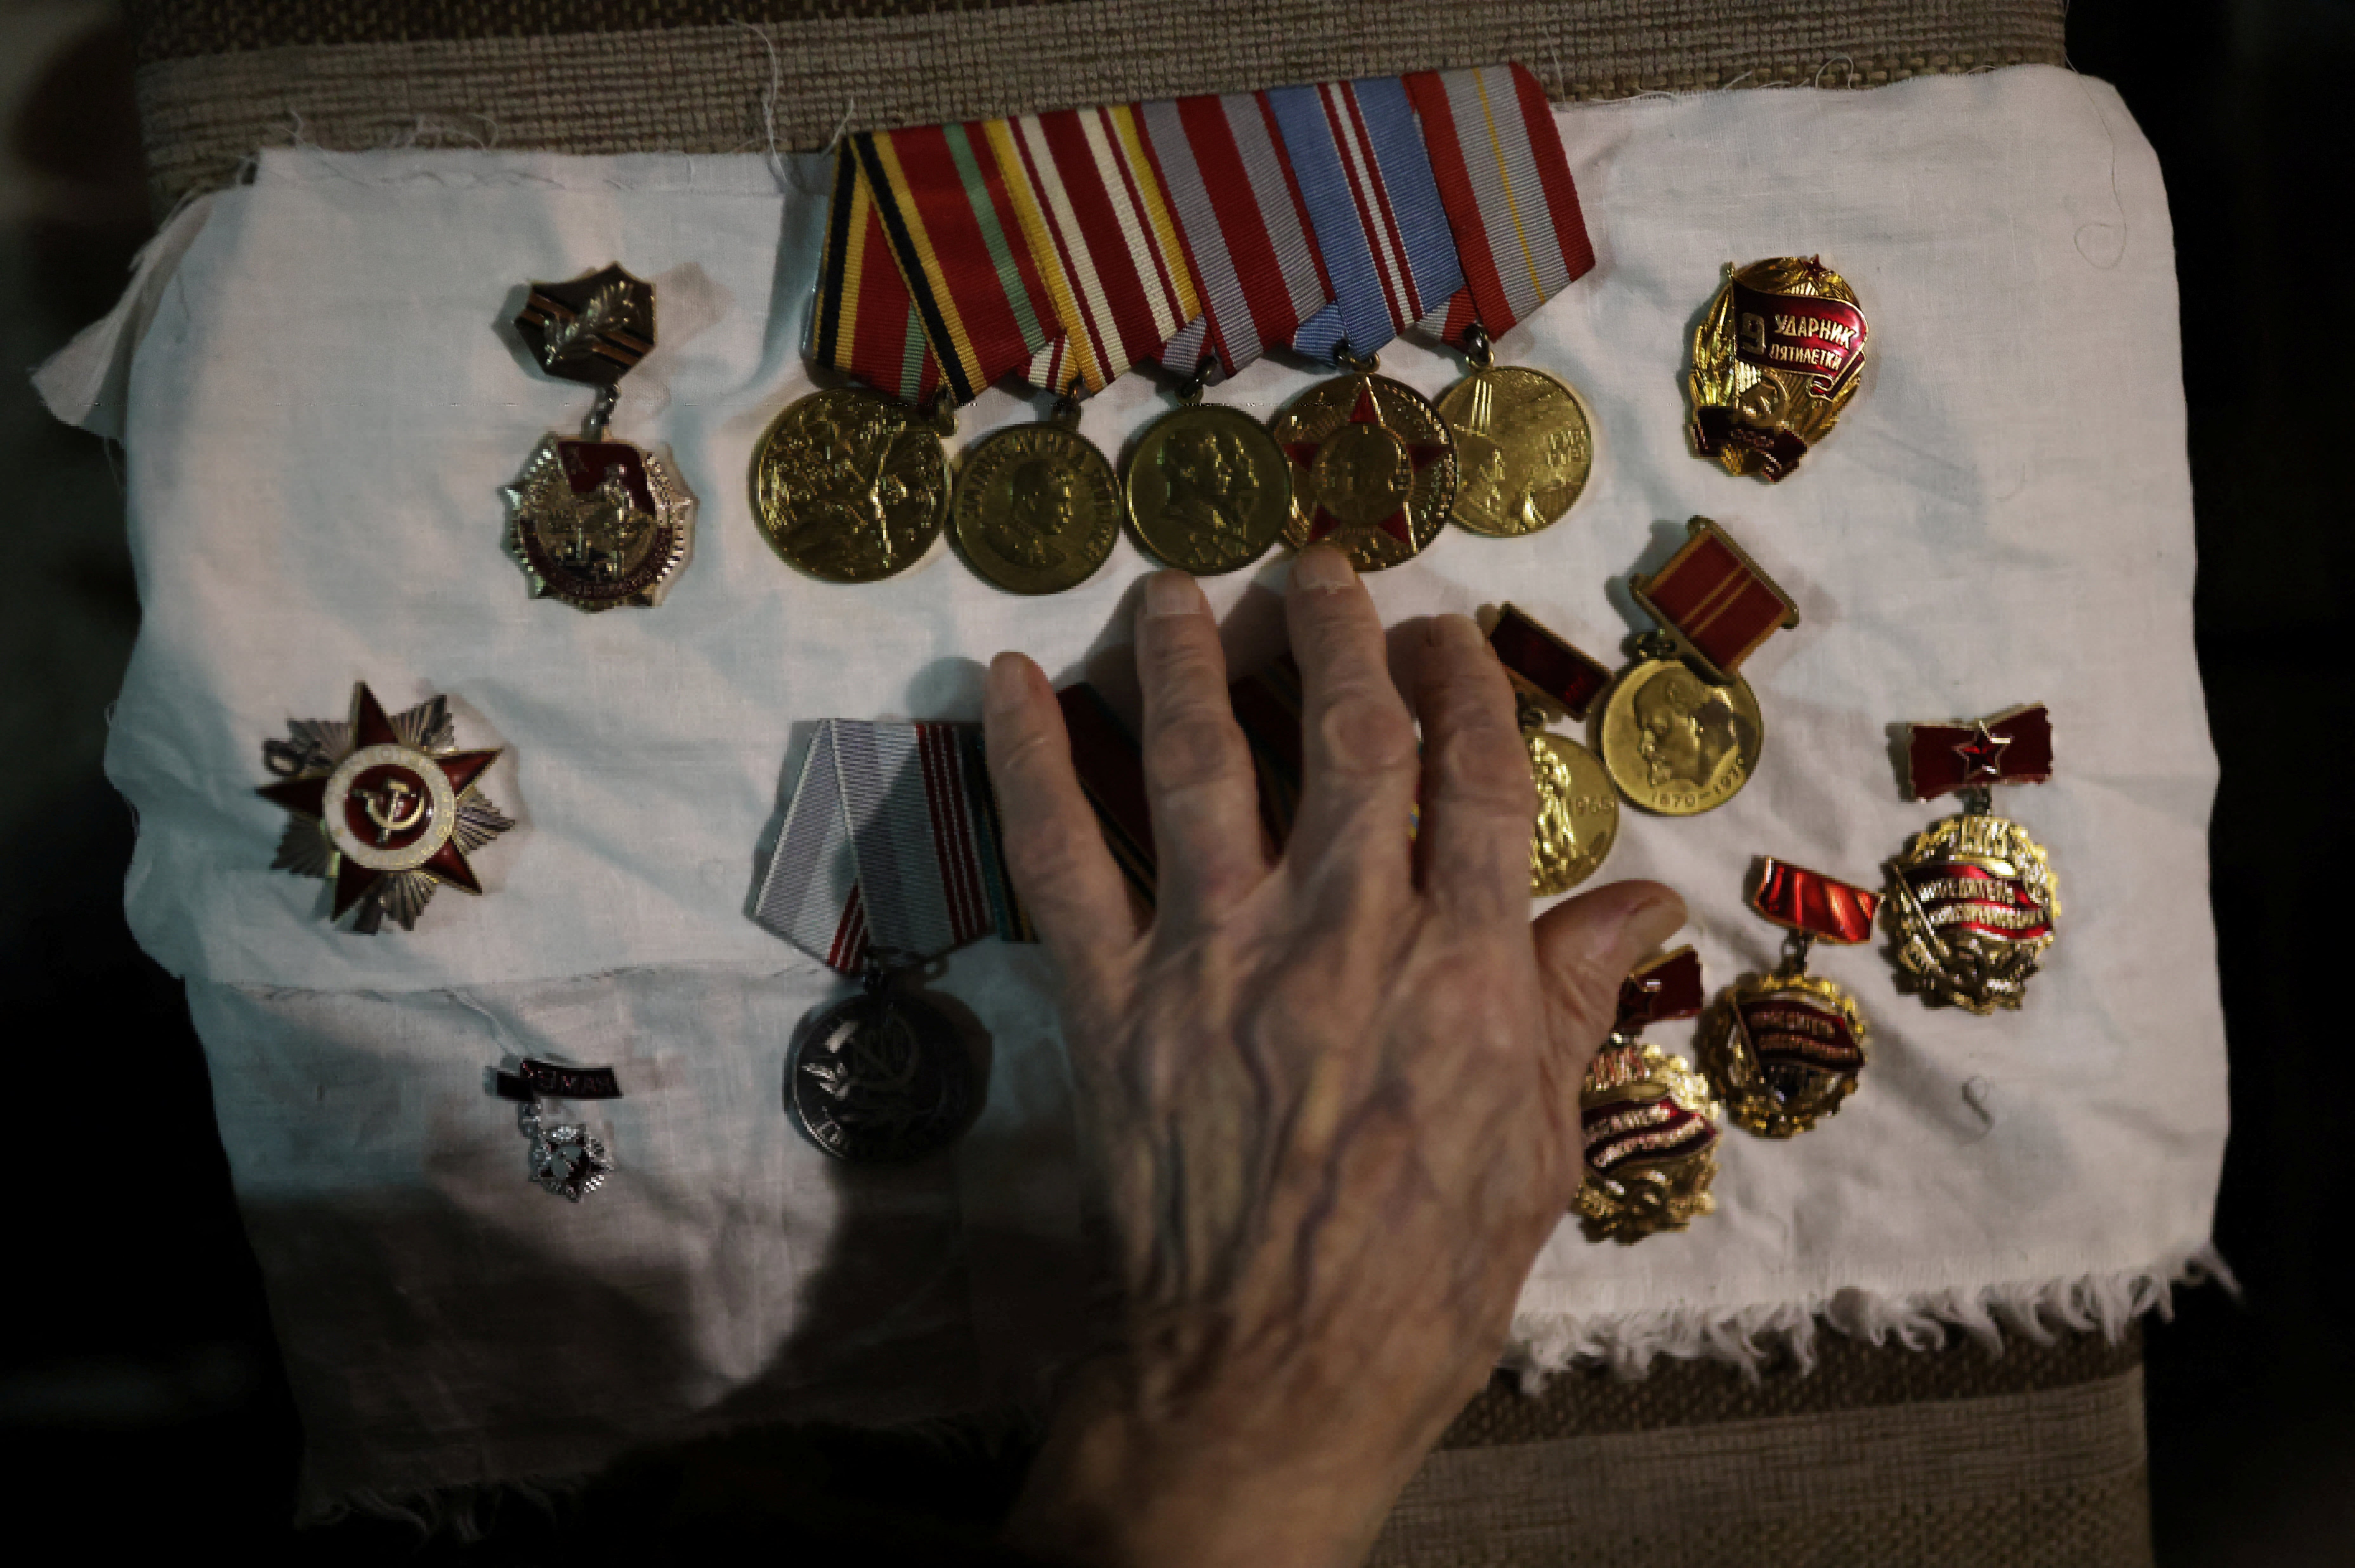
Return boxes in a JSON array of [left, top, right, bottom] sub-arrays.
[[981, 546, 1684, 1568]]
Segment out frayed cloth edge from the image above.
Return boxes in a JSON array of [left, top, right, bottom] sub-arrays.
[[1504, 1241, 2234, 1385]]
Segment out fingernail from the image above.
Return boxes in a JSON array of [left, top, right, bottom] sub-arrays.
[[1141, 570, 1202, 619], [984, 652, 1030, 718], [1429, 612, 1484, 650], [1289, 546, 1355, 594], [1612, 887, 1688, 963]]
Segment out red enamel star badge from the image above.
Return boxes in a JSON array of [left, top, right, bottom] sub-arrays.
[[1951, 722, 2012, 784], [258, 683, 514, 934], [1283, 383, 1452, 546]]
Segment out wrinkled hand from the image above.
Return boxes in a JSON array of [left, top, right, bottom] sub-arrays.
[[982, 548, 1684, 1568]]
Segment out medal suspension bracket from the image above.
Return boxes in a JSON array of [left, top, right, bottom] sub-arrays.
[[1176, 353, 1219, 408], [1459, 321, 1496, 371], [922, 387, 958, 438], [1334, 339, 1379, 376], [583, 384, 620, 442], [1048, 387, 1085, 432], [1960, 785, 1996, 817], [1777, 929, 1817, 977]]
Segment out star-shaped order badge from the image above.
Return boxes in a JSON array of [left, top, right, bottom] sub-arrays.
[[1269, 352, 1458, 572], [257, 683, 514, 933]]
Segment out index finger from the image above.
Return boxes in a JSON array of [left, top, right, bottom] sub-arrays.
[[981, 652, 1141, 980]]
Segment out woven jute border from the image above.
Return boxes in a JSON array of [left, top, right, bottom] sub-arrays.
[[128, 1, 2065, 208]]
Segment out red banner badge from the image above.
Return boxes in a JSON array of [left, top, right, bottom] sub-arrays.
[[1489, 605, 1614, 721], [1903, 703, 2055, 800], [1729, 277, 1868, 398], [1753, 859, 1880, 944], [1615, 946, 1704, 1035], [1628, 517, 1800, 683]]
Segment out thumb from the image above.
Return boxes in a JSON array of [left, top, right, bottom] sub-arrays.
[[1530, 879, 1688, 1080]]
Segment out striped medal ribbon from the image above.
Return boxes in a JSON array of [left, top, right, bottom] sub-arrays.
[[1136, 92, 1330, 378], [985, 105, 1205, 396], [1262, 77, 1462, 365], [811, 148, 943, 406], [850, 121, 1061, 405], [756, 718, 1031, 976], [1407, 63, 1600, 538]]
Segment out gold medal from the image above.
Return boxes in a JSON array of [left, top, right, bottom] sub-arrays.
[[1689, 255, 1868, 482], [1700, 859, 1880, 1138], [1594, 518, 1796, 816], [1269, 350, 1457, 572], [951, 396, 1121, 595], [1884, 704, 2060, 1013], [1436, 326, 1592, 537], [751, 387, 953, 584], [1485, 605, 1618, 896], [1575, 948, 1719, 1243], [504, 265, 696, 611], [1122, 362, 1293, 575]]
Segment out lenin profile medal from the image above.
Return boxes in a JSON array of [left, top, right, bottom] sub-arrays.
[[504, 265, 696, 610], [257, 683, 514, 934], [1884, 703, 2060, 1013], [1598, 517, 1799, 817]]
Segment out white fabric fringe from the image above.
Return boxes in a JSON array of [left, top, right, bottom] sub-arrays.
[[1507, 1244, 2234, 1383]]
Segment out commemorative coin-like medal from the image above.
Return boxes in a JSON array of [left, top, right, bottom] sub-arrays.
[[952, 393, 1121, 595], [504, 265, 696, 610], [1437, 326, 1593, 537], [1597, 517, 1798, 816], [1485, 604, 1619, 895], [1885, 702, 2060, 1013], [1123, 358, 1293, 575], [1689, 255, 1868, 483], [1269, 349, 1457, 572], [752, 387, 954, 584], [1701, 859, 1880, 1138], [258, 683, 514, 933], [1575, 947, 1720, 1244], [786, 970, 979, 1163]]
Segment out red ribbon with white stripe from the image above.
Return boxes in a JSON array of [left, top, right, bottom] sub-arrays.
[[1407, 62, 1595, 349]]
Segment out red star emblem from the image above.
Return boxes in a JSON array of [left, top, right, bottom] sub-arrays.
[[1284, 384, 1450, 545], [258, 683, 510, 930], [1951, 721, 2011, 784]]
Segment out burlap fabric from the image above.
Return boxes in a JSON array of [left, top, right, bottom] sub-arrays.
[[124, 1, 2064, 209], [1384, 1329, 2150, 1567], [117, 4, 2142, 1562]]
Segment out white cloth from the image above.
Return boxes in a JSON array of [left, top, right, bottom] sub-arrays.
[[46, 65, 2225, 1512]]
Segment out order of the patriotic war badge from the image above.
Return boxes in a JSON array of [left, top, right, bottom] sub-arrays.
[[1885, 703, 2060, 1014], [504, 263, 696, 610], [1688, 255, 1868, 482], [257, 683, 513, 933]]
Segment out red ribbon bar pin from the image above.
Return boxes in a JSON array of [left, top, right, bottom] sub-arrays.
[[1902, 702, 2054, 800], [1752, 859, 1879, 945], [1628, 517, 1800, 684], [1489, 604, 1613, 721], [1615, 946, 1704, 1035]]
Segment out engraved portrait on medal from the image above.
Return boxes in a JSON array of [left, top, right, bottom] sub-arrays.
[[1271, 363, 1458, 572], [1124, 403, 1292, 575], [1598, 658, 1764, 817], [952, 422, 1121, 595]]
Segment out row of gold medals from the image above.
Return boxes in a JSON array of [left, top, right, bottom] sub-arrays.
[[477, 259, 2060, 1228]]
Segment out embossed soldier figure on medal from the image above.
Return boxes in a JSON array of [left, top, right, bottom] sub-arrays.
[[1599, 517, 1801, 817], [505, 264, 696, 609], [1701, 859, 1882, 1138], [1885, 703, 2061, 1013], [1576, 947, 1722, 1243], [1483, 604, 1620, 895]]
